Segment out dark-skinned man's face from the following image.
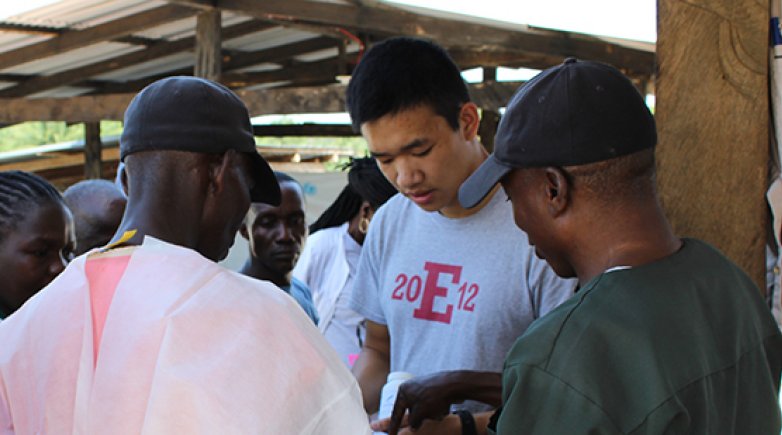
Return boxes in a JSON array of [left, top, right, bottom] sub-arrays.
[[244, 181, 306, 276]]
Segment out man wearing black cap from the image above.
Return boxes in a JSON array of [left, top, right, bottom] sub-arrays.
[[0, 76, 370, 434], [458, 59, 782, 434]]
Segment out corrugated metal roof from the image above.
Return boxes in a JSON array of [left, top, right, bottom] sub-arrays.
[[91, 52, 195, 81], [4, 42, 138, 75], [3, 0, 163, 28], [0, 0, 655, 103], [0, 0, 368, 97]]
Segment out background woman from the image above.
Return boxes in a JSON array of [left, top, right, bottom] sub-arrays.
[[0, 170, 74, 319], [293, 157, 396, 366]]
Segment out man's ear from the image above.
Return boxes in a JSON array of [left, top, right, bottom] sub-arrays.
[[239, 223, 249, 240], [205, 150, 240, 199], [542, 167, 570, 217], [458, 102, 481, 142]]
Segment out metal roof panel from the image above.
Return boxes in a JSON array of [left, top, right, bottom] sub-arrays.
[[0, 41, 140, 75]]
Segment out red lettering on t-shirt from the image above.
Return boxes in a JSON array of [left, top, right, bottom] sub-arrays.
[[412, 262, 462, 323]]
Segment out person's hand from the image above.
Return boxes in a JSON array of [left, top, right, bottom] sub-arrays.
[[386, 372, 461, 435], [373, 413, 461, 435], [370, 413, 407, 432]]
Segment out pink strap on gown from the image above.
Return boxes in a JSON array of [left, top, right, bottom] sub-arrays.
[[85, 255, 131, 365]]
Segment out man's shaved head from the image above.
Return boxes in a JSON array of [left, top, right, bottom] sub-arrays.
[[63, 179, 127, 256]]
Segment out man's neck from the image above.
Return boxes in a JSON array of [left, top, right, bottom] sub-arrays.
[[110, 191, 204, 254], [572, 202, 681, 286]]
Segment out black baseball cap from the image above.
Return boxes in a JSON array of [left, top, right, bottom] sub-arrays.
[[120, 76, 281, 205], [459, 58, 656, 209]]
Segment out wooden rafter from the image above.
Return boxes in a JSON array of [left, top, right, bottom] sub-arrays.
[[221, 58, 342, 87], [194, 9, 222, 80], [84, 36, 344, 95], [0, 22, 65, 35], [0, 81, 525, 124], [0, 20, 274, 98], [253, 124, 356, 136], [168, 0, 655, 76]]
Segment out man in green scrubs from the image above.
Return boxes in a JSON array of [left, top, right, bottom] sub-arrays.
[[459, 58, 782, 434]]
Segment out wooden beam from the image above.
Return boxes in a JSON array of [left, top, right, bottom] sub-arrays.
[[0, 21, 173, 47], [448, 48, 556, 70], [0, 21, 272, 98], [0, 73, 32, 83], [483, 67, 497, 82], [195, 9, 222, 80], [478, 67, 500, 153], [468, 81, 523, 112], [0, 4, 195, 71], [252, 124, 356, 136], [256, 145, 355, 156], [0, 80, 523, 123], [84, 122, 102, 179], [0, 143, 345, 185], [0, 22, 65, 35], [114, 35, 166, 47], [171, 0, 655, 76], [223, 36, 338, 72], [478, 110, 500, 153], [236, 84, 347, 116], [86, 37, 344, 95], [0, 94, 135, 123], [0, 147, 121, 174], [221, 58, 341, 87]]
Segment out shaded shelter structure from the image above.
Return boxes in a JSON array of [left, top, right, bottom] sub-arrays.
[[0, 0, 655, 186]]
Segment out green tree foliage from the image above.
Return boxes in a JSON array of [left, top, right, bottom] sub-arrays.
[[0, 121, 123, 152], [0, 117, 367, 172]]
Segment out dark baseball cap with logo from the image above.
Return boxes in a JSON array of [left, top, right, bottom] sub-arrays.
[[459, 58, 656, 209], [120, 76, 281, 206]]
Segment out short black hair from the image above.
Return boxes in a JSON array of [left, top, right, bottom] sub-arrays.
[[564, 148, 657, 201], [346, 37, 470, 132], [0, 171, 64, 241]]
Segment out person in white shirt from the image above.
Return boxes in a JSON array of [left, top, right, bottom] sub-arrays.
[[294, 157, 397, 366], [0, 76, 370, 435]]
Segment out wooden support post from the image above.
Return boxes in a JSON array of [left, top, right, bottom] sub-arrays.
[[483, 67, 497, 82], [337, 39, 347, 76], [656, 0, 768, 290], [84, 122, 102, 179], [195, 9, 221, 80], [478, 67, 500, 153], [478, 110, 500, 153]]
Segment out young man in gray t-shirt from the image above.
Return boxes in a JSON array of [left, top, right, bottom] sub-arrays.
[[346, 37, 576, 433]]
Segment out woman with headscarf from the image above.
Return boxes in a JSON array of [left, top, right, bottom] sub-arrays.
[[293, 157, 397, 366]]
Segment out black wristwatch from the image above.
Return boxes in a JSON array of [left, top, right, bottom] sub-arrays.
[[453, 410, 478, 435]]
